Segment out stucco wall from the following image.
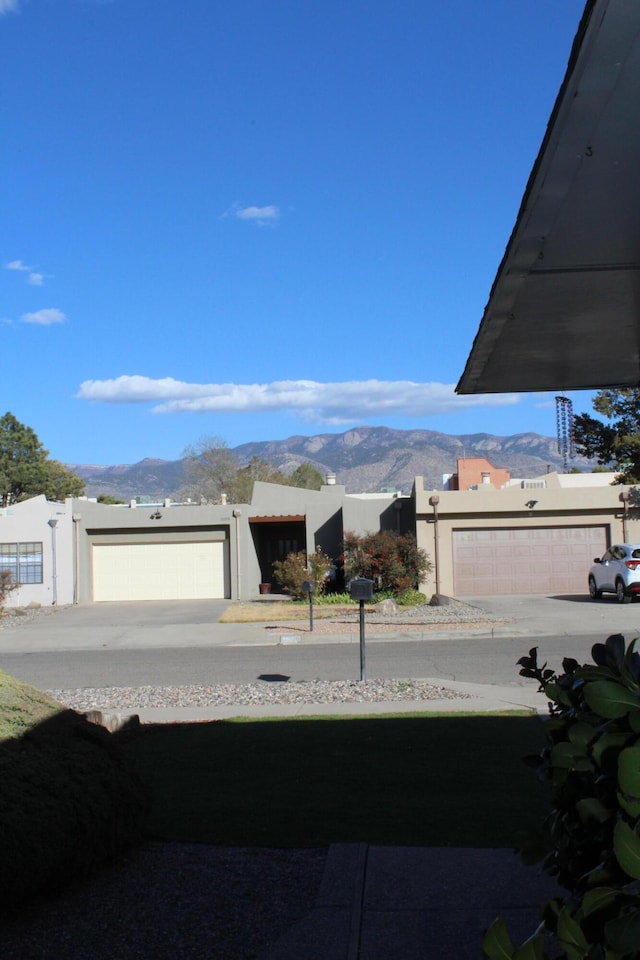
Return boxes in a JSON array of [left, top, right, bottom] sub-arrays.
[[414, 476, 637, 597], [71, 498, 253, 601], [0, 496, 74, 607]]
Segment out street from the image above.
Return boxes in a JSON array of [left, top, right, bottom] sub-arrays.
[[1, 633, 602, 692], [2, 593, 639, 694]]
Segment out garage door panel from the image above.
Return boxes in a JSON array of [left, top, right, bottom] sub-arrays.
[[453, 526, 608, 596], [92, 541, 230, 601]]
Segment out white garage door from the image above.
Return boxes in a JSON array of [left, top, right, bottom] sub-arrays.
[[453, 526, 608, 596], [92, 541, 229, 601]]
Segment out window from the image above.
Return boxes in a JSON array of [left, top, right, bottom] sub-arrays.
[[0, 542, 43, 584]]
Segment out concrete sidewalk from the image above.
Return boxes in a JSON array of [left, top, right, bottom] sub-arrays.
[[257, 844, 561, 960]]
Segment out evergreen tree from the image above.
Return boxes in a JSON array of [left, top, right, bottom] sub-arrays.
[[287, 463, 325, 490], [573, 389, 640, 483], [0, 412, 85, 506]]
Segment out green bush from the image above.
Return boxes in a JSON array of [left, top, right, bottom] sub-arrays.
[[297, 589, 426, 607], [484, 634, 640, 960], [312, 592, 354, 605], [395, 590, 426, 606], [0, 710, 148, 910]]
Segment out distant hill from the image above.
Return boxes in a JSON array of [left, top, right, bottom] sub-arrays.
[[68, 426, 597, 501]]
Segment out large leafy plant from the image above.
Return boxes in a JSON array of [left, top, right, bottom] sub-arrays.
[[484, 634, 640, 960]]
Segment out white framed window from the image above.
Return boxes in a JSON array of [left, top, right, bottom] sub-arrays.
[[0, 542, 44, 584]]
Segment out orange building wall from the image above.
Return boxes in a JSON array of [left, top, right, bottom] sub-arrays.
[[450, 457, 510, 490]]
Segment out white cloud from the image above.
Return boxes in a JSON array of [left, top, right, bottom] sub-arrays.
[[21, 308, 66, 326], [222, 203, 280, 225], [28, 272, 44, 286], [236, 205, 279, 221], [0, 0, 19, 15], [77, 375, 519, 422], [5, 259, 31, 271]]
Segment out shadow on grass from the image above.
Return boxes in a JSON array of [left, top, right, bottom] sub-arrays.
[[124, 713, 548, 849]]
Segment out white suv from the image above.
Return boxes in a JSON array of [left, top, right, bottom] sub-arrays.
[[589, 544, 640, 603]]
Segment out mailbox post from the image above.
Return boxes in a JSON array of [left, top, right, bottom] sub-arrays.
[[349, 578, 374, 681], [302, 580, 315, 632]]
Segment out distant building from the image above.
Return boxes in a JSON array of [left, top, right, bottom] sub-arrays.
[[445, 457, 510, 491]]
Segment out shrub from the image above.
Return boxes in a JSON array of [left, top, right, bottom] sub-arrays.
[[273, 546, 333, 599], [312, 592, 354, 605], [0, 569, 17, 616], [342, 530, 431, 595], [395, 589, 426, 606], [484, 634, 640, 960], [0, 709, 149, 909]]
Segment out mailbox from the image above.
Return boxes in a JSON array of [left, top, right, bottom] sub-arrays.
[[349, 578, 374, 601], [302, 580, 315, 593]]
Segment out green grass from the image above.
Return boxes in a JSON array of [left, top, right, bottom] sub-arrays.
[[0, 668, 64, 740], [124, 713, 548, 848]]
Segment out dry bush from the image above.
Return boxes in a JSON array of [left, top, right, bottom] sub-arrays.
[[0, 570, 17, 616]]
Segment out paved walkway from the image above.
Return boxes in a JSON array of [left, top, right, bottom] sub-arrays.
[[257, 844, 561, 960]]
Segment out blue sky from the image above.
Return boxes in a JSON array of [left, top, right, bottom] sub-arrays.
[[2, 0, 590, 465]]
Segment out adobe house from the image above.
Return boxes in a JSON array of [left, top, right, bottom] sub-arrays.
[[415, 471, 633, 598], [248, 479, 414, 594], [0, 480, 412, 606]]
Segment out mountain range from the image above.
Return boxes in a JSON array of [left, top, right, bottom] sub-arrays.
[[67, 426, 597, 502]]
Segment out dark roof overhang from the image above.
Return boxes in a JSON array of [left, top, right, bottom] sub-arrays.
[[457, 0, 640, 395]]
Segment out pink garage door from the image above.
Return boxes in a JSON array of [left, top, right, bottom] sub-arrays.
[[453, 525, 609, 596]]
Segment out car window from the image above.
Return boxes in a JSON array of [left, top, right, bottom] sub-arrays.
[[632, 549, 640, 559], [613, 546, 626, 559], [602, 549, 614, 561]]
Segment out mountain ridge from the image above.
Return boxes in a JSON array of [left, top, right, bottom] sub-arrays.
[[68, 426, 597, 500]]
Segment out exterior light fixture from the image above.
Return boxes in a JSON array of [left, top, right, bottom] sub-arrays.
[[525, 500, 538, 510]]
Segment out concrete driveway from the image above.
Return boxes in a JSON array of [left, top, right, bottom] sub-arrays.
[[463, 593, 640, 642], [0, 599, 262, 653]]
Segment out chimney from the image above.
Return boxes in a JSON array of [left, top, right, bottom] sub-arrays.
[[325, 473, 336, 485]]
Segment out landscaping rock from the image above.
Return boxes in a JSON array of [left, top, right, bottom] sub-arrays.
[[371, 598, 399, 615], [429, 593, 455, 606]]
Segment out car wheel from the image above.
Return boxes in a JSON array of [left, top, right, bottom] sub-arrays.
[[588, 576, 602, 600], [616, 580, 632, 604]]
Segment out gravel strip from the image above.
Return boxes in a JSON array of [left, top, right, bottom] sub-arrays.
[[0, 604, 65, 630], [262, 597, 508, 634], [329, 597, 507, 624], [45, 678, 470, 713], [2, 842, 327, 960]]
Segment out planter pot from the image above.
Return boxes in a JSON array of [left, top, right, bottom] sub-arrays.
[[259, 583, 272, 595]]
